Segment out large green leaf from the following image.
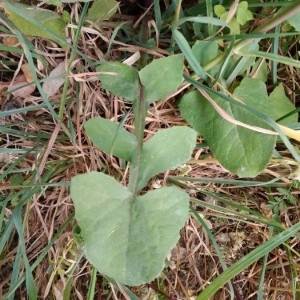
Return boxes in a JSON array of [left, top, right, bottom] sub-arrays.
[[179, 78, 276, 177], [97, 62, 139, 102], [0, 1, 66, 48], [71, 172, 189, 285], [136, 126, 197, 191], [84, 117, 137, 161], [138, 54, 184, 104]]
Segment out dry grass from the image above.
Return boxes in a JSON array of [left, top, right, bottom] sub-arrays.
[[0, 1, 300, 299]]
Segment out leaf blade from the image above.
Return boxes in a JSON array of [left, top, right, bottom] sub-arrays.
[[179, 79, 276, 177], [84, 117, 137, 161], [97, 62, 139, 102], [71, 172, 189, 285], [137, 126, 197, 190], [139, 54, 185, 104], [172, 30, 207, 80]]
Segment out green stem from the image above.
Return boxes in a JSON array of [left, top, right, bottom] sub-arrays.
[[206, 0, 214, 36], [128, 84, 147, 195], [127, 13, 152, 196]]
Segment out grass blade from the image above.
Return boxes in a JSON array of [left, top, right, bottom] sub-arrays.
[[173, 29, 207, 80], [12, 206, 37, 300], [237, 49, 300, 68]]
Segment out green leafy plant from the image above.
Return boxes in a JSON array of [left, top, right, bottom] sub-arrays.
[[178, 77, 299, 177], [71, 55, 197, 285], [2, 0, 300, 298], [266, 187, 298, 214], [214, 1, 253, 34], [172, 3, 300, 178], [70, 0, 300, 290]]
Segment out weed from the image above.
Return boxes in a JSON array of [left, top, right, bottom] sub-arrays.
[[0, 0, 300, 299]]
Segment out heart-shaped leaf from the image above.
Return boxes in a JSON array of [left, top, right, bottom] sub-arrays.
[[85, 117, 137, 161], [179, 78, 276, 177], [139, 54, 184, 104], [136, 126, 197, 191], [97, 62, 139, 102], [71, 172, 189, 285]]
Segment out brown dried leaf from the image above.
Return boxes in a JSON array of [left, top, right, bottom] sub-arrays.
[[9, 74, 35, 97], [21, 63, 34, 82]]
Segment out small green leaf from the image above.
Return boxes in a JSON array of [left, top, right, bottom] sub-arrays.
[[136, 126, 197, 190], [97, 62, 139, 102], [0, 1, 66, 48], [71, 172, 189, 285], [238, 1, 248, 10], [139, 54, 184, 104], [219, 11, 228, 23], [86, 0, 119, 21], [179, 78, 276, 177], [237, 7, 253, 26], [269, 83, 298, 125], [229, 17, 241, 34], [214, 5, 226, 18], [85, 117, 137, 161]]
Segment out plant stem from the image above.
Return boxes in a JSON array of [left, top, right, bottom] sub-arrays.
[[128, 13, 152, 196], [128, 84, 147, 196]]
